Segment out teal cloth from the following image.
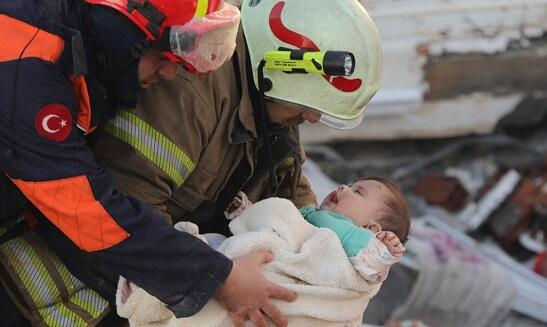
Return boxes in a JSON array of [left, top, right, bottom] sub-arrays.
[[299, 205, 374, 257]]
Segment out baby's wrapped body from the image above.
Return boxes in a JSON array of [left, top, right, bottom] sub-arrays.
[[117, 198, 399, 327]]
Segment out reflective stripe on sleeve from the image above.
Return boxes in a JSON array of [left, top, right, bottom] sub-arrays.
[[104, 110, 196, 187], [0, 229, 109, 326]]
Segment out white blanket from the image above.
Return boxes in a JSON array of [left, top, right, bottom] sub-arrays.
[[117, 198, 385, 327]]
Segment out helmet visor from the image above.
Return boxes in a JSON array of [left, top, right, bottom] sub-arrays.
[[267, 97, 366, 130], [318, 109, 365, 130], [168, 3, 240, 73]]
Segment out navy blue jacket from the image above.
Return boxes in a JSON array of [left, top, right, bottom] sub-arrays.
[[0, 0, 231, 317]]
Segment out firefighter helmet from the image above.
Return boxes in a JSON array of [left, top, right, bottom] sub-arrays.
[[86, 0, 240, 73], [242, 0, 382, 129]]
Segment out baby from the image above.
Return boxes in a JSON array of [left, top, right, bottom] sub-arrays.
[[226, 176, 410, 282], [118, 177, 411, 326]]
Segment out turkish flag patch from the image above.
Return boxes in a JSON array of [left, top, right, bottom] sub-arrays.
[[34, 104, 73, 142]]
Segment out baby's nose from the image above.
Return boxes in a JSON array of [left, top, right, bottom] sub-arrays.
[[338, 184, 348, 192]]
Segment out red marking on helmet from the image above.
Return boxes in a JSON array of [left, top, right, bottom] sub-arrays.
[[268, 2, 362, 93], [208, 0, 223, 13], [34, 104, 73, 142]]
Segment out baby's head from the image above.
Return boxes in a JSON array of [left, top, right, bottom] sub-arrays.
[[320, 177, 410, 243]]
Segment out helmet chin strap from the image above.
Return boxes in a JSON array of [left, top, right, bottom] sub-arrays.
[[97, 33, 150, 108], [256, 60, 279, 195], [85, 3, 151, 106], [102, 38, 150, 82]]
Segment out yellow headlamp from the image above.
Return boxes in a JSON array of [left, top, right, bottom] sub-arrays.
[[264, 50, 355, 76]]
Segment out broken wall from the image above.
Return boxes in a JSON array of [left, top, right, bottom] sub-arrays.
[[301, 0, 547, 143]]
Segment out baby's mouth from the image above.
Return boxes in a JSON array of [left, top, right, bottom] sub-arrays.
[[326, 191, 338, 205], [321, 190, 340, 210]]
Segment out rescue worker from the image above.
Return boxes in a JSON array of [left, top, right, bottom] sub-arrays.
[[91, 0, 382, 324], [0, 0, 296, 326], [93, 0, 382, 229]]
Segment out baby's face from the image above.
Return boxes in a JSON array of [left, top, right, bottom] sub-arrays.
[[320, 180, 390, 228]]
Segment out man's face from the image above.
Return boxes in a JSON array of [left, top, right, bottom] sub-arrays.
[[265, 101, 321, 125], [138, 49, 179, 89]]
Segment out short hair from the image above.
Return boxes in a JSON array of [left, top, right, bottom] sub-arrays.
[[359, 176, 410, 243]]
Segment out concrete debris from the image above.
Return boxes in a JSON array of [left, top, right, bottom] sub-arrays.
[[411, 175, 469, 212], [534, 252, 547, 278], [306, 126, 547, 326], [488, 176, 547, 253]]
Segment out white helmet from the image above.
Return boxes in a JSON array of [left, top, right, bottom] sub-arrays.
[[241, 0, 382, 129]]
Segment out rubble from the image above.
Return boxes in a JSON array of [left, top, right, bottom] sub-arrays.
[[488, 176, 547, 253], [304, 122, 547, 327], [411, 175, 469, 212], [535, 251, 547, 278]]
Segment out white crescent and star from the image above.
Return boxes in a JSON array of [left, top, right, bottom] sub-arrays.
[[42, 114, 67, 134]]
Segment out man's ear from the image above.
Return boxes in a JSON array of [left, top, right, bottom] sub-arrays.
[[367, 223, 382, 233]]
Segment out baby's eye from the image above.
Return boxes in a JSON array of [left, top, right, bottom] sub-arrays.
[[353, 189, 361, 195]]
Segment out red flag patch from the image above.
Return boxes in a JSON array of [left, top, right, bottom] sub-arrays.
[[34, 104, 73, 142]]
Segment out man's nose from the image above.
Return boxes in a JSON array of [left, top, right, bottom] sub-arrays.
[[159, 61, 179, 81], [302, 110, 321, 123]]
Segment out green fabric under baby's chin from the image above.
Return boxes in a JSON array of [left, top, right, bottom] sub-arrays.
[[299, 205, 374, 257]]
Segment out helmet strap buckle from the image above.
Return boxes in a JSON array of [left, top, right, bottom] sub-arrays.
[[126, 0, 165, 38], [130, 38, 151, 58]]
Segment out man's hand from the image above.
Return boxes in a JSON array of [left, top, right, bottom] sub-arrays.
[[215, 249, 297, 327], [224, 191, 252, 220], [376, 231, 405, 258]]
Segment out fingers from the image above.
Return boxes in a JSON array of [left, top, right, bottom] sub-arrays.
[[220, 250, 295, 327], [385, 232, 398, 243], [249, 309, 269, 327], [391, 241, 406, 257], [229, 305, 288, 327], [232, 197, 242, 209], [376, 231, 386, 240], [393, 241, 403, 250], [391, 248, 404, 258], [249, 249, 274, 265], [393, 241, 405, 254], [267, 282, 297, 302], [261, 302, 288, 327], [377, 231, 406, 257], [227, 198, 242, 211], [229, 312, 245, 327], [383, 232, 401, 247]]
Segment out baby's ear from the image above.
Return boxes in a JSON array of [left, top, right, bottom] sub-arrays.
[[367, 223, 382, 233]]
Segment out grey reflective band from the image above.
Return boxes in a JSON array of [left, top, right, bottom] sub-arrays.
[[104, 110, 196, 187], [0, 228, 109, 326]]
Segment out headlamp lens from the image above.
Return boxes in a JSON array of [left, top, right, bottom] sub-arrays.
[[323, 51, 355, 76], [343, 53, 355, 75]]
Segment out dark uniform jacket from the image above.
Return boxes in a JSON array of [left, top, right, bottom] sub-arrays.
[[0, 0, 231, 317], [91, 30, 317, 235]]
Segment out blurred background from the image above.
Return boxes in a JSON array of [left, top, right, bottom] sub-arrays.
[[300, 1, 547, 326]]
